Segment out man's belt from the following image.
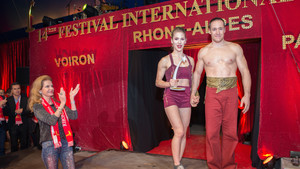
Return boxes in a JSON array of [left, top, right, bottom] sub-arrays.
[[206, 77, 237, 93]]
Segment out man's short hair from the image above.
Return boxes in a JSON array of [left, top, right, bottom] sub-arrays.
[[10, 82, 21, 89], [209, 17, 226, 29]]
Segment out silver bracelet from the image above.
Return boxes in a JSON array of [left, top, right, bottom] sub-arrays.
[[71, 100, 75, 104]]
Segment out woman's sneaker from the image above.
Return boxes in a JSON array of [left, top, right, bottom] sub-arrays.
[[174, 164, 184, 169]]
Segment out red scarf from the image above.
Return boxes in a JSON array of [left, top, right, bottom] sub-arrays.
[[42, 98, 74, 148], [0, 97, 4, 121], [15, 97, 23, 125]]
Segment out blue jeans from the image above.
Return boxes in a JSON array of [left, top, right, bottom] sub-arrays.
[[0, 125, 6, 156], [41, 139, 75, 169]]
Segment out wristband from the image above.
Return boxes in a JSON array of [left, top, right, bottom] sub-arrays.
[[71, 100, 75, 104]]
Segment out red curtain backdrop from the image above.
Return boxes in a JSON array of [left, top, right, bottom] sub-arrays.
[[237, 42, 260, 136], [258, 1, 300, 158], [0, 39, 29, 90], [30, 26, 131, 151]]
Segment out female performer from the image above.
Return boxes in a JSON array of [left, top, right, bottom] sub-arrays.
[[28, 75, 80, 169], [155, 27, 194, 169]]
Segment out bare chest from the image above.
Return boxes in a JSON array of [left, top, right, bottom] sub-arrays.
[[203, 49, 236, 67]]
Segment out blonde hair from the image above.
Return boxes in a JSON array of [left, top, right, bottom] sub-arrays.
[[28, 75, 52, 111], [171, 27, 186, 39]]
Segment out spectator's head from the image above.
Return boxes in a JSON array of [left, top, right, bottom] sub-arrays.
[[0, 89, 4, 96], [11, 82, 21, 97]]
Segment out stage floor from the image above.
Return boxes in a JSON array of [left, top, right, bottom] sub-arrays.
[[0, 125, 254, 168], [0, 148, 207, 169], [76, 150, 208, 169]]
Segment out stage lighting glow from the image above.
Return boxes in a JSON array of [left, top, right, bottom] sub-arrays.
[[262, 155, 277, 169], [120, 141, 129, 150], [83, 4, 87, 11], [263, 156, 273, 165], [82, 4, 98, 18], [262, 153, 273, 157]]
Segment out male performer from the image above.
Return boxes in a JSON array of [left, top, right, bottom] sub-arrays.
[[4, 82, 29, 152], [191, 17, 251, 169]]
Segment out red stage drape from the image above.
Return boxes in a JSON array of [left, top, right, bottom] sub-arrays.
[[0, 39, 29, 90], [237, 42, 260, 136], [258, 1, 300, 158], [30, 27, 131, 151]]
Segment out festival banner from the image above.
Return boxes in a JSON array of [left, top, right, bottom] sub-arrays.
[[33, 0, 262, 50]]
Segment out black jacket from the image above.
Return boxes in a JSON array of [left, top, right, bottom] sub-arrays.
[[3, 94, 29, 128]]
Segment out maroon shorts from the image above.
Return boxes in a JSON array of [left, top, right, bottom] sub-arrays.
[[163, 87, 191, 108]]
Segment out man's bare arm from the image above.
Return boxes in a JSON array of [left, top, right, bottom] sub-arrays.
[[191, 49, 205, 95], [236, 44, 251, 113], [190, 48, 205, 107]]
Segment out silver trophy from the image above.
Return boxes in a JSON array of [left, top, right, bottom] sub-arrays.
[[170, 55, 187, 91]]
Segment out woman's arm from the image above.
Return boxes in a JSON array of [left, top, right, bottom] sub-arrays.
[[64, 106, 78, 120], [69, 84, 80, 111], [65, 84, 80, 120], [33, 104, 59, 126], [155, 57, 170, 88]]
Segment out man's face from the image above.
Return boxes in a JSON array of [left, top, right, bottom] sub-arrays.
[[209, 20, 225, 43], [11, 85, 21, 97], [0, 90, 4, 96]]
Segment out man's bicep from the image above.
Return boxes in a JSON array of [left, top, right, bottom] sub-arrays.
[[196, 49, 205, 72], [237, 54, 249, 75], [195, 57, 204, 75], [235, 45, 247, 70]]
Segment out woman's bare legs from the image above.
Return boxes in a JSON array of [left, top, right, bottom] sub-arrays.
[[165, 106, 191, 166]]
